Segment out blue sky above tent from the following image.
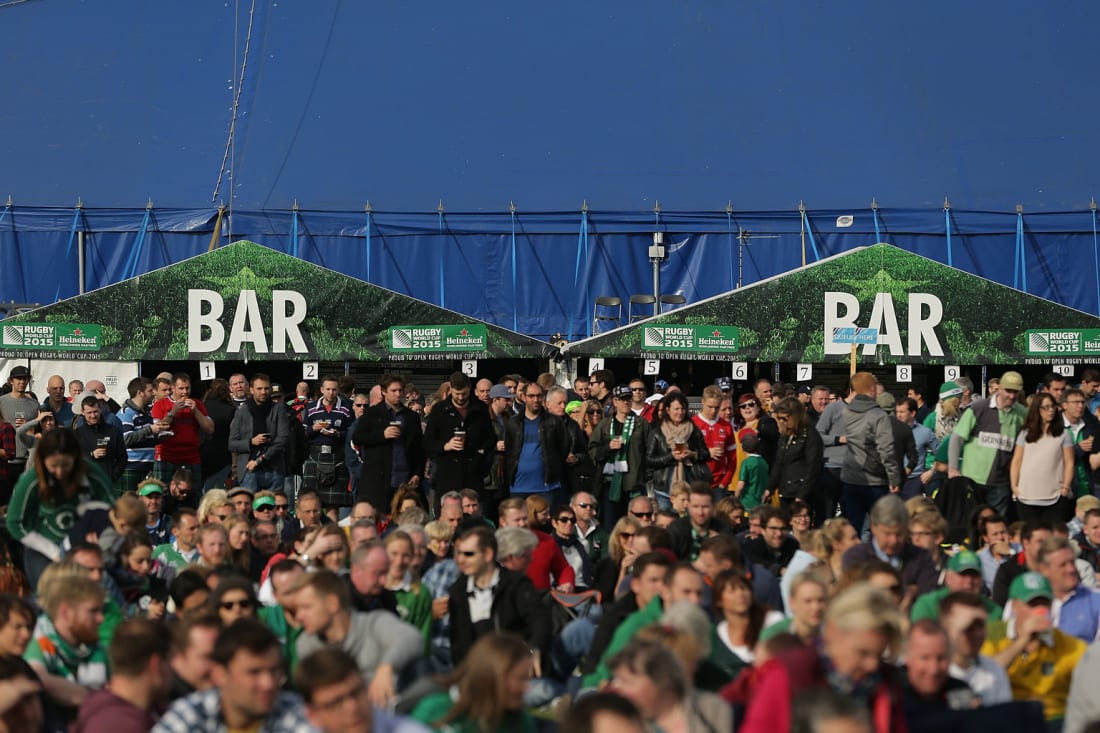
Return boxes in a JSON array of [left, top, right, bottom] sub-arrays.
[[2, 1, 1098, 211]]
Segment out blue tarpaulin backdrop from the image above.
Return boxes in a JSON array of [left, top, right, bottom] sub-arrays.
[[1, 205, 1096, 340]]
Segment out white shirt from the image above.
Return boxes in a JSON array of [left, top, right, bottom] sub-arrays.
[[466, 568, 500, 624], [717, 612, 785, 663], [950, 655, 1012, 706]]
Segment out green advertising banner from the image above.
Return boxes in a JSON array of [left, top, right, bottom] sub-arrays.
[[640, 325, 739, 359], [567, 244, 1100, 365], [1, 323, 101, 352], [1025, 330, 1100, 357], [0, 241, 551, 362], [389, 324, 488, 353]]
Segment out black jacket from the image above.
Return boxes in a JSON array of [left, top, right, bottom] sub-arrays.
[[991, 552, 1030, 608], [767, 429, 824, 501], [754, 414, 781, 466], [887, 416, 918, 479], [742, 535, 800, 577], [842, 540, 940, 596], [565, 419, 598, 493], [346, 577, 399, 616], [74, 421, 127, 481], [352, 402, 424, 513], [200, 396, 236, 476], [422, 397, 495, 494], [448, 566, 551, 665], [668, 515, 733, 561], [503, 411, 570, 491], [646, 422, 711, 497]]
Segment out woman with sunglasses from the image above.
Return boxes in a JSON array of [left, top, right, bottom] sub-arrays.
[[197, 489, 231, 524], [580, 399, 605, 434], [549, 505, 593, 591], [590, 386, 652, 527], [733, 393, 779, 469], [208, 577, 259, 626], [591, 515, 642, 604]]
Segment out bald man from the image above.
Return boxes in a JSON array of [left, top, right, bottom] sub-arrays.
[[41, 374, 74, 426], [475, 379, 493, 405]]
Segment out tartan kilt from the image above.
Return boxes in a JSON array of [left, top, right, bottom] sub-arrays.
[[302, 457, 352, 507]]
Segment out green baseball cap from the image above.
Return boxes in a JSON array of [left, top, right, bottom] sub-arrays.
[[1009, 572, 1053, 603], [253, 495, 276, 510], [565, 400, 583, 415], [939, 381, 963, 399], [138, 482, 164, 497], [947, 549, 981, 574]]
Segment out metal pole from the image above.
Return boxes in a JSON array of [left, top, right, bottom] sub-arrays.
[[737, 228, 749, 289], [652, 258, 660, 316], [78, 230, 85, 295], [649, 231, 665, 317]]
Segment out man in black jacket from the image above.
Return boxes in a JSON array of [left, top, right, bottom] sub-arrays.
[[668, 481, 731, 562], [503, 381, 570, 510], [423, 372, 495, 511], [352, 374, 424, 515], [842, 493, 940, 597], [448, 524, 551, 671], [74, 394, 127, 486], [741, 505, 800, 577]]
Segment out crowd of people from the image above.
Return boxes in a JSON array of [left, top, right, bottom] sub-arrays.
[[0, 363, 1099, 732]]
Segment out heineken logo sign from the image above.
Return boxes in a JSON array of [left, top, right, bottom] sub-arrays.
[[389, 324, 487, 352], [2, 323, 101, 351]]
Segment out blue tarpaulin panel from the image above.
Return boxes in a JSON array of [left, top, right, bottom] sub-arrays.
[[2, 206, 1099, 339]]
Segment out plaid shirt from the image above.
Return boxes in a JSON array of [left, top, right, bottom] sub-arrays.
[[422, 558, 460, 655], [151, 688, 313, 733]]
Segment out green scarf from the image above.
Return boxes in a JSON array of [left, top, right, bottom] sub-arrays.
[[605, 414, 635, 502]]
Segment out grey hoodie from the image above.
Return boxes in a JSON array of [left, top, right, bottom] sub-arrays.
[[296, 609, 422, 680], [840, 394, 901, 486]]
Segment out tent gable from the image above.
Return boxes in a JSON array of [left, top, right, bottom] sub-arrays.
[[568, 244, 1100, 365], [0, 240, 549, 361]]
